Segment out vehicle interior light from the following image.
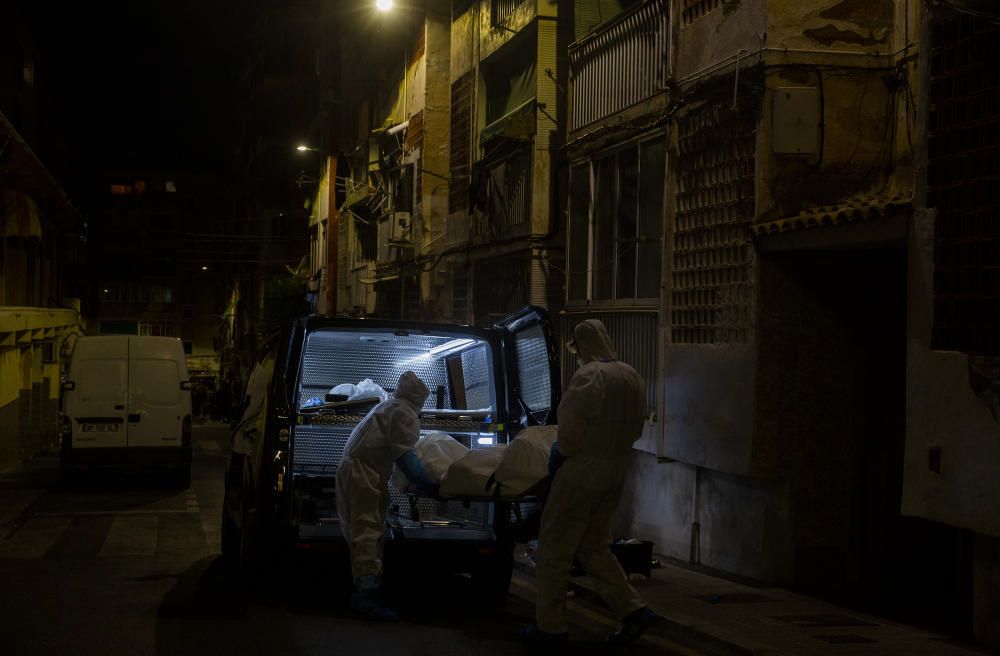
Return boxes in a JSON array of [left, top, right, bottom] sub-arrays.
[[428, 338, 475, 355]]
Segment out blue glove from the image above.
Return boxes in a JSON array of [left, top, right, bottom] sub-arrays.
[[548, 441, 568, 477], [396, 451, 438, 496]]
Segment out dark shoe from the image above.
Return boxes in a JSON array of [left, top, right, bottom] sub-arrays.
[[519, 625, 568, 643], [349, 590, 399, 622], [607, 606, 661, 645]]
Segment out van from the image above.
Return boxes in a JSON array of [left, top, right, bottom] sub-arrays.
[[223, 306, 560, 597], [60, 336, 193, 487]]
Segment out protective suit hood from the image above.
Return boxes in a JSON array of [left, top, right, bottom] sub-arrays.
[[572, 319, 617, 364], [393, 371, 430, 410]]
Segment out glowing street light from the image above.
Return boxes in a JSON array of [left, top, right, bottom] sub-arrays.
[[376, 0, 394, 11], [201, 266, 208, 271], [296, 144, 319, 152]]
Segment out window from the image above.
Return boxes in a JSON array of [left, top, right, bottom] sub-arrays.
[[183, 341, 193, 355], [389, 164, 414, 214], [929, 13, 1000, 353], [41, 342, 56, 364], [568, 136, 665, 303], [491, 0, 522, 28], [682, 0, 722, 25]]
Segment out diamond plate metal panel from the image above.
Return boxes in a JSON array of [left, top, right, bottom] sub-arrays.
[[514, 324, 551, 411], [292, 424, 353, 472], [300, 331, 495, 411], [461, 347, 493, 410]]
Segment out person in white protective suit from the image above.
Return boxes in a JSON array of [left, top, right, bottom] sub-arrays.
[[336, 371, 437, 621], [523, 319, 661, 644]]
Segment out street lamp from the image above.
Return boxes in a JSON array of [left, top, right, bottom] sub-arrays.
[[296, 144, 319, 152], [375, 0, 394, 11]]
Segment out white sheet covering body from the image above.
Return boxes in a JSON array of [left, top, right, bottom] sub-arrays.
[[439, 446, 506, 498], [392, 431, 469, 488], [493, 425, 558, 495]]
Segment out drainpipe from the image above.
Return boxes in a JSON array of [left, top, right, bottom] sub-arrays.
[[690, 465, 702, 565]]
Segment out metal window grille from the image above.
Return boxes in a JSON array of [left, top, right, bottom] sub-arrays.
[[474, 147, 532, 237], [569, 0, 668, 132], [672, 98, 757, 344], [928, 13, 1000, 354], [491, 0, 522, 27], [559, 311, 658, 413], [681, 0, 722, 25], [472, 257, 530, 327], [449, 73, 474, 214]]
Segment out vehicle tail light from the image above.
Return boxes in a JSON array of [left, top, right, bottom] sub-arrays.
[[182, 415, 192, 447], [273, 449, 287, 493]]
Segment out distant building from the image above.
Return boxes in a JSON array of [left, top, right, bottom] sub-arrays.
[[90, 172, 221, 387], [0, 5, 85, 471]]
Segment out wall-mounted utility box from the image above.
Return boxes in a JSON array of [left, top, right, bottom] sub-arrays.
[[773, 87, 820, 156]]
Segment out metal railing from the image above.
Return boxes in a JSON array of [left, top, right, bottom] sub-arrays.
[[569, 0, 669, 132]]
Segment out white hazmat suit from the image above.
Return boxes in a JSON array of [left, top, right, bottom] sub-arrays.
[[535, 319, 648, 635], [336, 371, 429, 581]]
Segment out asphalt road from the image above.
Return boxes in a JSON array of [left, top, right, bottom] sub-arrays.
[[0, 423, 685, 656]]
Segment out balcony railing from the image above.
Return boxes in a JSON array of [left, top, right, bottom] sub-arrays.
[[569, 0, 669, 132]]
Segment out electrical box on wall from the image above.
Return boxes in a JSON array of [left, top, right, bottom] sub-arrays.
[[773, 87, 819, 156]]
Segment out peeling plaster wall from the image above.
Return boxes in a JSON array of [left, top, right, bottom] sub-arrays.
[[757, 68, 895, 221], [757, 0, 899, 221], [420, 14, 453, 317], [698, 468, 794, 582], [615, 453, 794, 583], [450, 7, 475, 83], [662, 345, 756, 474], [767, 0, 893, 52], [615, 453, 694, 561], [674, 0, 765, 81]]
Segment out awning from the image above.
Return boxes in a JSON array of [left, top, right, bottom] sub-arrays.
[[752, 193, 912, 236], [0, 111, 81, 227]]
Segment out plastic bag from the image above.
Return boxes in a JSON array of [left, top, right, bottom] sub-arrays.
[[493, 425, 558, 495], [392, 432, 469, 488], [440, 446, 506, 498], [329, 378, 388, 403], [329, 383, 359, 399], [356, 378, 388, 402]]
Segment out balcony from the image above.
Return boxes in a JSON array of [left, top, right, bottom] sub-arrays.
[[569, 0, 669, 133]]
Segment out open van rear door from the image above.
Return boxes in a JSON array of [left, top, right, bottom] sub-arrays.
[[495, 306, 561, 429]]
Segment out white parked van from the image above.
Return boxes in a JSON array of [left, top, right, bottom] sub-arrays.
[[61, 336, 193, 487]]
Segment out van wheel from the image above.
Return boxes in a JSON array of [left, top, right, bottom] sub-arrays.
[[236, 463, 266, 575], [471, 544, 514, 604]]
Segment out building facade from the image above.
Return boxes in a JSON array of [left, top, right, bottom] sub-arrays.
[[299, 0, 999, 645], [0, 5, 86, 471]]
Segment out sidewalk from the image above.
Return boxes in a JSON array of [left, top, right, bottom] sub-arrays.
[[516, 554, 995, 656]]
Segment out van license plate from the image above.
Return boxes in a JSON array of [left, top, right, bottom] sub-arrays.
[[82, 424, 119, 433]]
